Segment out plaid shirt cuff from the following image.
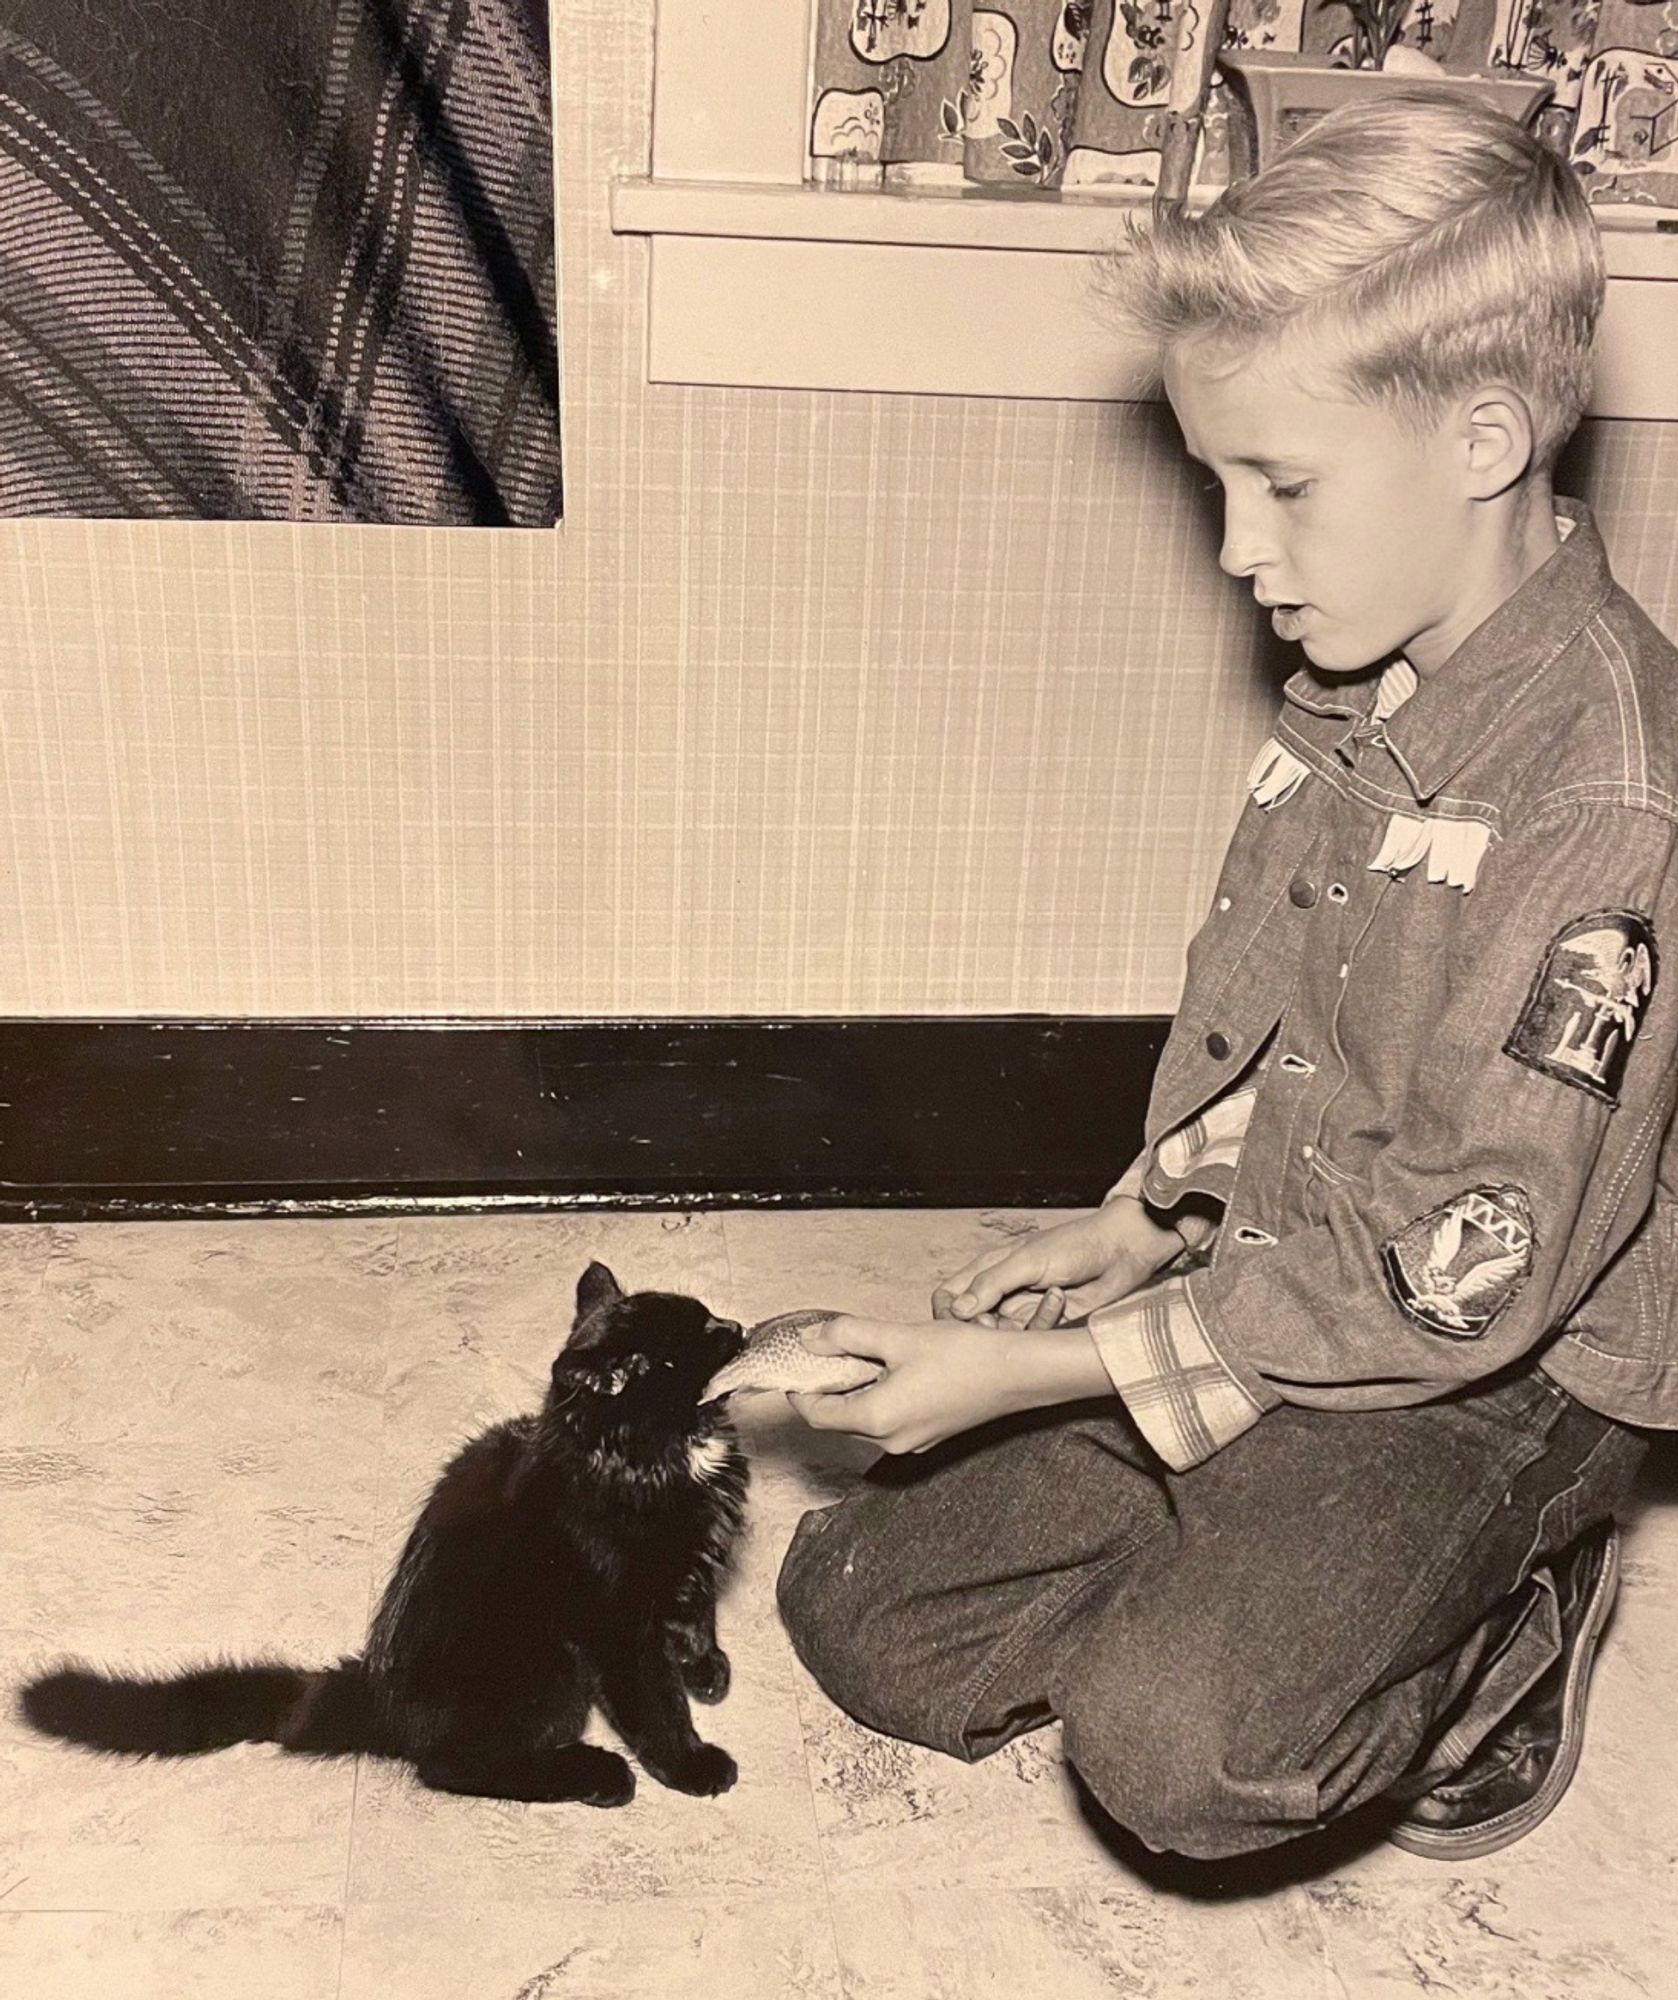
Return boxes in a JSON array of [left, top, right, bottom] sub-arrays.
[[1104, 1083, 1258, 1241], [1146, 1084, 1257, 1208], [1086, 1275, 1274, 1470], [1103, 1165, 1219, 1259]]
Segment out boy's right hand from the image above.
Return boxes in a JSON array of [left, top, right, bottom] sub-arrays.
[[931, 1200, 1186, 1328]]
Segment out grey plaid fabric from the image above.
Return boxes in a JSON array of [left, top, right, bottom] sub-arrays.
[[0, 0, 559, 526], [1088, 1274, 1273, 1472]]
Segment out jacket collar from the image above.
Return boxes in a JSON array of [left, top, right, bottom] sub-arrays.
[[1279, 495, 1616, 804]]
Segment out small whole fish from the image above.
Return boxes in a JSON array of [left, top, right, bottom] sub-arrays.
[[704, 1310, 882, 1400]]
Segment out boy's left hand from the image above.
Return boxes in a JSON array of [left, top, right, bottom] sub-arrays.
[[785, 1312, 1057, 1456]]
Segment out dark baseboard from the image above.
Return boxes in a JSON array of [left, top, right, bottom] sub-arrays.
[[0, 1016, 1170, 1221]]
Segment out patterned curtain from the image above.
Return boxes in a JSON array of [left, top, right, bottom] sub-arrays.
[[806, 0, 1668, 208], [0, 0, 560, 527], [1570, 0, 1678, 209]]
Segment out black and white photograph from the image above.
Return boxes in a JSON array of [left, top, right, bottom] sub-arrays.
[[1, 1, 1675, 1995]]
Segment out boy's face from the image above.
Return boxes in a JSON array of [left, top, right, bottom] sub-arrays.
[[1163, 333, 1474, 678]]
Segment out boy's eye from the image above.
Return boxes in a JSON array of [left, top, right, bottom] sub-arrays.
[[1198, 475, 1309, 501]]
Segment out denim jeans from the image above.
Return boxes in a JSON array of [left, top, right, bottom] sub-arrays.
[[775, 1367, 1646, 1860]]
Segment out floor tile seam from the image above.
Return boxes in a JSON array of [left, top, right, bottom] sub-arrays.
[[717, 1208, 873, 1996], [1293, 1883, 1358, 2000], [716, 1207, 739, 1331], [0, 1899, 346, 1916], [333, 1884, 873, 1921], [335, 1766, 358, 2000], [783, 1646, 851, 2000], [357, 1214, 412, 1590], [342, 1226, 397, 1998], [0, 1421, 387, 1456]]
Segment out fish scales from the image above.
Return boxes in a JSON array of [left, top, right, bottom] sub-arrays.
[[704, 1310, 881, 1399]]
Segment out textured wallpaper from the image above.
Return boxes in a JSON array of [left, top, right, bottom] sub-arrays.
[[0, 0, 1673, 1019]]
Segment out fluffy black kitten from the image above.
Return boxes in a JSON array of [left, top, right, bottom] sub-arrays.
[[19, 1262, 748, 1807]]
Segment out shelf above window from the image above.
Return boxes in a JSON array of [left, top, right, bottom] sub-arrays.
[[612, 175, 1678, 273], [609, 175, 1678, 418]]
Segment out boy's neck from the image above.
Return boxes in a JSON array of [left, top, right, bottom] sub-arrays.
[[1404, 478, 1562, 683]]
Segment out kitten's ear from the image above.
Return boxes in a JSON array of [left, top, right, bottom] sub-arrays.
[[574, 1261, 624, 1330]]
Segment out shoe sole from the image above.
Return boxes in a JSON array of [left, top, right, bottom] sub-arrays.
[[1387, 1527, 1620, 1862]]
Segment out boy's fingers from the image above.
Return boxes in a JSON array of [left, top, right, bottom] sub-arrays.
[[935, 1249, 1048, 1321], [932, 1245, 1035, 1317], [1060, 1269, 1146, 1321], [933, 1290, 1001, 1326], [932, 1263, 990, 1318], [1026, 1288, 1065, 1330], [785, 1387, 879, 1436], [937, 1290, 1000, 1326], [995, 1286, 1062, 1327], [803, 1316, 905, 1364], [989, 1295, 1061, 1331]]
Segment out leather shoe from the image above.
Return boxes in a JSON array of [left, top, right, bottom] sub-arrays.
[[1388, 1521, 1620, 1860]]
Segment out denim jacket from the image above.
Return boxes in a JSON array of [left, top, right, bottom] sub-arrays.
[[1088, 498, 1678, 1471]]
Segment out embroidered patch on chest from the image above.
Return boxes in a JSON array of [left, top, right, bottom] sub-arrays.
[[1503, 910, 1657, 1107], [1381, 1185, 1535, 1339]]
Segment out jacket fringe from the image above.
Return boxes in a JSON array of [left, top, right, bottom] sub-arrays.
[[1368, 812, 1491, 892], [1247, 737, 1309, 809]]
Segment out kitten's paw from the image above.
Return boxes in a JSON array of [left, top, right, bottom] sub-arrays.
[[415, 1741, 635, 1808], [662, 1742, 737, 1796], [682, 1646, 731, 1704], [573, 1745, 637, 1808]]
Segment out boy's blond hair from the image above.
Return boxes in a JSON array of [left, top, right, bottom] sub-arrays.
[[1095, 88, 1605, 472]]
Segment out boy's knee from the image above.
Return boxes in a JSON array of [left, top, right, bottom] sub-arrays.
[[1060, 1672, 1315, 1862], [775, 1501, 968, 1755], [775, 1503, 846, 1656], [776, 1504, 928, 1736]]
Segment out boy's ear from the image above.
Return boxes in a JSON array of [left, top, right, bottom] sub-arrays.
[[573, 1260, 624, 1335], [1461, 386, 1536, 499]]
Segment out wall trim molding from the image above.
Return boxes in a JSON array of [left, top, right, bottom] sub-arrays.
[[0, 1016, 1169, 1221]]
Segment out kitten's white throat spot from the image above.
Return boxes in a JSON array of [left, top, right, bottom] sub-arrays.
[[688, 1435, 732, 1483]]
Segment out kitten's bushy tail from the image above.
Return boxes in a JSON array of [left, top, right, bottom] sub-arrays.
[[18, 1655, 376, 1759]]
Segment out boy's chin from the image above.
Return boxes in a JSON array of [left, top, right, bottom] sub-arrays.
[[1298, 631, 1383, 677]]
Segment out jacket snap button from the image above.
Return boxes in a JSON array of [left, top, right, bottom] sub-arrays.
[[1206, 1031, 1232, 1061], [1289, 878, 1318, 908]]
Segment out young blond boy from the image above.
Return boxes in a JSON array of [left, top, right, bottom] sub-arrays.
[[776, 87, 1677, 1862]]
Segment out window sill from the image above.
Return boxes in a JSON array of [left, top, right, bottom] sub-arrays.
[[609, 176, 1678, 418]]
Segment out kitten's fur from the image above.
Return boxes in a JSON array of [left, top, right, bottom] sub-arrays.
[[19, 1262, 749, 1806]]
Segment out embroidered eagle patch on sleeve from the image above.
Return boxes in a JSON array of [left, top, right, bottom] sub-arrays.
[[1503, 910, 1657, 1107], [1381, 1185, 1535, 1339]]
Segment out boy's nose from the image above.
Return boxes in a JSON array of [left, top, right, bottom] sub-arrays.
[[1217, 497, 1278, 581], [1218, 531, 1271, 581]]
